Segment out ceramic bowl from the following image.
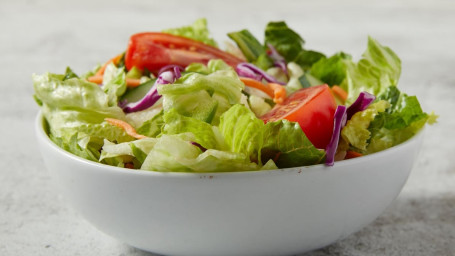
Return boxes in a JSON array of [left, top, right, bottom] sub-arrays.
[[35, 113, 423, 256]]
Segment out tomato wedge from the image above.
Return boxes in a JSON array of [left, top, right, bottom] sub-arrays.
[[125, 32, 244, 74], [261, 84, 337, 149]]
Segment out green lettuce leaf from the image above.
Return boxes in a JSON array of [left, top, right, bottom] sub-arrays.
[[264, 21, 325, 70], [158, 60, 244, 124], [163, 109, 227, 150], [264, 21, 304, 62], [100, 138, 157, 163], [227, 29, 266, 62], [136, 110, 165, 137], [262, 120, 325, 168], [293, 50, 326, 71], [33, 72, 133, 161], [162, 18, 218, 47], [310, 52, 352, 86], [102, 63, 127, 106], [219, 104, 265, 163], [366, 86, 436, 153], [49, 132, 100, 162], [141, 135, 258, 172], [341, 100, 390, 151], [63, 67, 78, 80], [342, 37, 401, 104]]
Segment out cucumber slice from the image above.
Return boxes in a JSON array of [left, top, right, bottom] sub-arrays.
[[121, 79, 156, 103]]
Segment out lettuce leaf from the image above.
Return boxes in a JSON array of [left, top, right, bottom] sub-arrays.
[[293, 50, 326, 71], [158, 60, 244, 125], [341, 100, 390, 151], [33, 73, 133, 162], [219, 104, 265, 163], [341, 86, 436, 154], [310, 52, 352, 86], [102, 63, 127, 105], [136, 110, 164, 137], [264, 21, 325, 70], [227, 29, 265, 62], [342, 37, 401, 104], [264, 21, 304, 62], [162, 18, 218, 47], [100, 138, 157, 162], [261, 120, 325, 168], [140, 135, 258, 172], [366, 86, 436, 153], [163, 109, 226, 150]]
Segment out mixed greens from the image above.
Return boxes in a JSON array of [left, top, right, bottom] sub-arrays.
[[33, 19, 436, 172]]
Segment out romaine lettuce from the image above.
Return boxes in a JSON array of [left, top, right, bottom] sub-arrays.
[[366, 86, 437, 153], [342, 37, 401, 104], [262, 120, 325, 168], [162, 18, 218, 47]]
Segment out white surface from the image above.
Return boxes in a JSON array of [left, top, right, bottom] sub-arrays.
[[35, 113, 423, 256], [0, 0, 454, 255]]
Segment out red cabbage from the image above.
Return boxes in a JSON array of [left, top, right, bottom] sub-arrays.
[[191, 141, 207, 152], [267, 43, 288, 75], [158, 64, 184, 76], [236, 63, 286, 85], [346, 91, 375, 120], [325, 91, 375, 166], [122, 69, 181, 113], [325, 105, 347, 166]]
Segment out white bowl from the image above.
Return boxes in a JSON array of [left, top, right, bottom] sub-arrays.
[[35, 113, 423, 256]]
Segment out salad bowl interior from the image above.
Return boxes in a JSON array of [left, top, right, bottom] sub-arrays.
[[35, 112, 423, 256]]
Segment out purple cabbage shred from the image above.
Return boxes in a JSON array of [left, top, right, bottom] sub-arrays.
[[324, 91, 375, 166], [236, 63, 286, 85], [346, 91, 376, 120], [191, 142, 207, 152], [325, 105, 347, 166], [122, 68, 182, 113], [267, 43, 288, 75]]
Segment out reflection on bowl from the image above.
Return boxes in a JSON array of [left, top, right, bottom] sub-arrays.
[[35, 113, 423, 256]]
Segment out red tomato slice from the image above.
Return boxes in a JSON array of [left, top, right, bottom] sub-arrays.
[[125, 32, 244, 74], [261, 84, 337, 149]]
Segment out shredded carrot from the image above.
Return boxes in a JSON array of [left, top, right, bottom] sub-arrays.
[[268, 83, 286, 104], [105, 118, 147, 140], [239, 77, 286, 104], [87, 75, 142, 87], [88, 53, 130, 86], [331, 85, 348, 104], [95, 53, 124, 77], [125, 78, 142, 87], [87, 75, 103, 84], [345, 150, 363, 159]]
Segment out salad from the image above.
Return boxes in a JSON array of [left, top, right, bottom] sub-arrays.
[[33, 19, 436, 172]]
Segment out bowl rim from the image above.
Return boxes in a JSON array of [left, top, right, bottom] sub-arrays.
[[35, 111, 423, 178]]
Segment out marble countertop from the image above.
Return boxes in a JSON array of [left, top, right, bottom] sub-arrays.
[[1, 0, 454, 255]]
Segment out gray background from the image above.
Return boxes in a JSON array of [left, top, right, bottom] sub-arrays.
[[1, 0, 454, 255]]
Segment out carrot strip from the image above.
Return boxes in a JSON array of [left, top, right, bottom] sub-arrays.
[[268, 83, 286, 104], [105, 118, 147, 140], [95, 53, 124, 77], [331, 85, 348, 103], [240, 77, 274, 97], [88, 75, 103, 84], [345, 150, 363, 159], [239, 77, 286, 104], [87, 75, 141, 87], [125, 78, 142, 87]]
